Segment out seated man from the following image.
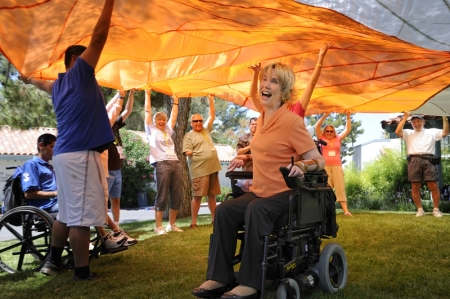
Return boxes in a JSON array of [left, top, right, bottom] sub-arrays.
[[21, 133, 58, 214], [22, 133, 135, 250]]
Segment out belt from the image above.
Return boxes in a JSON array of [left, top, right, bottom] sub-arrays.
[[409, 154, 433, 157]]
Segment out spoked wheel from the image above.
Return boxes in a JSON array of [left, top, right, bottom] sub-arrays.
[[0, 206, 54, 273], [277, 278, 300, 299], [318, 243, 348, 293]]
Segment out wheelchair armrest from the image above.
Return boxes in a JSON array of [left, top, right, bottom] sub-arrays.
[[225, 171, 253, 180]]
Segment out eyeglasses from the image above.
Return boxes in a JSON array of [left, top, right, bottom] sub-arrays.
[[192, 120, 203, 123], [325, 130, 334, 133]]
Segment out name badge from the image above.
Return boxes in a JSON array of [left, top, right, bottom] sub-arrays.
[[116, 145, 125, 159], [328, 150, 336, 157], [166, 148, 175, 156], [210, 145, 216, 151]]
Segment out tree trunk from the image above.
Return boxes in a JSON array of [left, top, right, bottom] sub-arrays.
[[171, 96, 192, 218]]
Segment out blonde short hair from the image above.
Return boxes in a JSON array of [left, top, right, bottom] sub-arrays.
[[259, 62, 297, 105], [153, 111, 167, 123]]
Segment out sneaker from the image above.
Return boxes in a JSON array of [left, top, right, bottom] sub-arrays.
[[154, 227, 167, 235], [102, 232, 127, 249], [415, 208, 425, 217], [166, 224, 183, 232], [113, 229, 138, 246], [73, 272, 100, 281], [89, 243, 94, 251], [40, 260, 62, 276], [433, 209, 443, 217]]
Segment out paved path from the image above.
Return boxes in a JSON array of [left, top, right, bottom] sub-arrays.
[[0, 204, 212, 241]]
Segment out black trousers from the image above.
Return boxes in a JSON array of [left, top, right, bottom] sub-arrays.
[[206, 189, 293, 290]]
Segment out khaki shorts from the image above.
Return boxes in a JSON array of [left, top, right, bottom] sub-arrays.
[[192, 172, 221, 197], [54, 151, 108, 227]]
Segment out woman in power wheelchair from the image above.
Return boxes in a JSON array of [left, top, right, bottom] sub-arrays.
[[192, 62, 347, 299]]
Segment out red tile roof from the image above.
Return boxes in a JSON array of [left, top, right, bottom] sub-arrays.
[[0, 126, 237, 161], [0, 126, 57, 156]]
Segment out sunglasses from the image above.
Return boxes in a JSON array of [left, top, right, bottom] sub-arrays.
[[192, 120, 203, 123], [325, 130, 334, 133]]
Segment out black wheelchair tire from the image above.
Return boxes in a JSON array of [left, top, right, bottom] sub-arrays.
[[318, 243, 348, 293]]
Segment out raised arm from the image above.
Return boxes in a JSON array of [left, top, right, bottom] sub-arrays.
[[249, 63, 263, 112], [395, 112, 410, 138], [315, 113, 329, 139], [121, 89, 135, 122], [298, 43, 332, 111], [168, 95, 179, 130], [205, 94, 215, 130], [19, 76, 55, 95], [442, 116, 449, 137], [144, 89, 153, 126], [80, 0, 115, 69], [106, 89, 124, 127], [339, 113, 352, 139]]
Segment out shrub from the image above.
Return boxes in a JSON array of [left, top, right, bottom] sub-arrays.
[[216, 187, 232, 202], [120, 129, 156, 208]]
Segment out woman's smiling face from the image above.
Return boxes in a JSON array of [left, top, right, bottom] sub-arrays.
[[324, 126, 336, 138], [260, 68, 282, 108]]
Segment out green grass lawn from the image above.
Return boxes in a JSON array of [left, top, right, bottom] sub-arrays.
[[1, 211, 450, 299]]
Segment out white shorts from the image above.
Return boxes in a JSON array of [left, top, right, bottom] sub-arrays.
[[54, 150, 108, 227]]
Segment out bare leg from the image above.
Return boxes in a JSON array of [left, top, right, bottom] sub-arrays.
[[51, 220, 70, 247], [191, 196, 202, 225], [69, 226, 91, 267], [426, 181, 440, 209], [110, 197, 120, 225], [208, 195, 217, 222], [340, 201, 352, 216], [169, 208, 178, 225], [155, 210, 164, 228], [411, 182, 422, 209]]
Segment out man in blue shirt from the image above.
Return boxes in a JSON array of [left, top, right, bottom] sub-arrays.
[[20, 0, 117, 281], [21, 134, 58, 214]]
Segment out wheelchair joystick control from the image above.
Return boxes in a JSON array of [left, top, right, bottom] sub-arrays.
[[279, 166, 303, 189]]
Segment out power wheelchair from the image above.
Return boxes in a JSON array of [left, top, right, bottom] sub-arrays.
[[219, 167, 348, 298], [0, 166, 127, 274]]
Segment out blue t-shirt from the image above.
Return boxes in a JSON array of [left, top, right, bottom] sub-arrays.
[[52, 57, 114, 155], [21, 156, 58, 212]]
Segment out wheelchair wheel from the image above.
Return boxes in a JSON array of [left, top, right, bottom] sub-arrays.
[[317, 243, 348, 293], [276, 278, 300, 299], [0, 206, 54, 273]]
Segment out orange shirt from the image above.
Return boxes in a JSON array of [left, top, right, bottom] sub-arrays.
[[250, 105, 316, 197], [320, 135, 342, 166]]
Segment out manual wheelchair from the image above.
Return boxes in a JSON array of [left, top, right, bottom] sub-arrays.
[[0, 166, 127, 274], [218, 168, 348, 298]]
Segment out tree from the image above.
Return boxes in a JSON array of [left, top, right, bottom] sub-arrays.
[[0, 55, 56, 129]]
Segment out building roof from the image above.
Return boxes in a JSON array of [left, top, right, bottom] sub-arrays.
[[0, 126, 57, 156], [0, 126, 237, 162]]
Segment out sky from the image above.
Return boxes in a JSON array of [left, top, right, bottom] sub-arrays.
[[246, 109, 400, 146]]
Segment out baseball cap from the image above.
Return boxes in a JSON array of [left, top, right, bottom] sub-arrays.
[[410, 115, 424, 120]]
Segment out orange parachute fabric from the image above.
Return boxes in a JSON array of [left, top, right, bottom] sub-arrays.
[[1, 0, 450, 114]]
